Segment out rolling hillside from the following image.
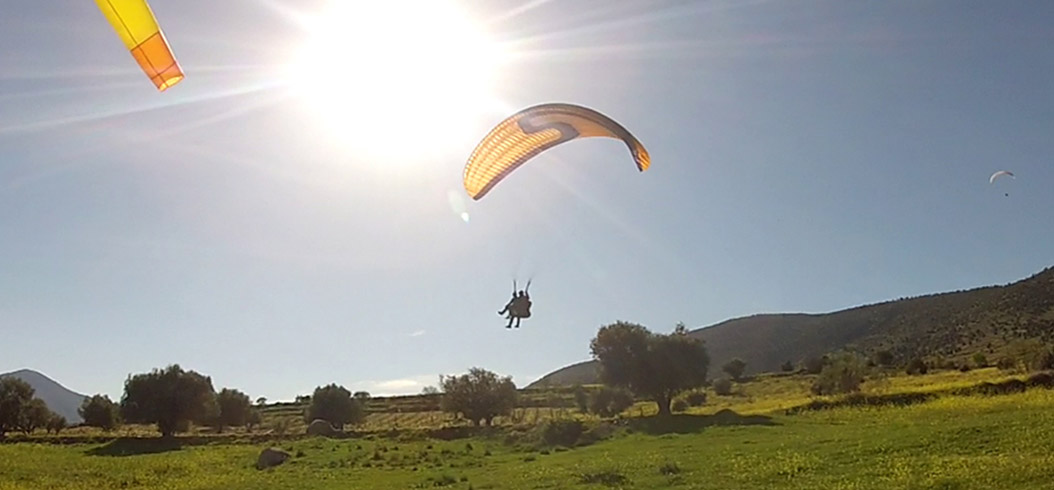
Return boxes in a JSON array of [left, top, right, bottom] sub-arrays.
[[0, 369, 87, 423], [529, 266, 1054, 388]]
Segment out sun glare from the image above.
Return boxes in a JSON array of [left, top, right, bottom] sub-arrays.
[[287, 1, 507, 164]]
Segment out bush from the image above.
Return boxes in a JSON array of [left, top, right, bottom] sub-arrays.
[[439, 368, 517, 426], [589, 387, 633, 418], [811, 353, 866, 396], [996, 356, 1017, 371], [572, 385, 588, 413], [538, 419, 583, 447], [684, 391, 706, 407], [305, 384, 365, 429], [671, 399, 688, 412], [873, 350, 895, 367], [801, 356, 828, 375], [905, 357, 928, 375], [780, 360, 794, 372], [79, 394, 120, 431], [722, 359, 747, 381], [972, 352, 989, 368], [712, 379, 733, 396]]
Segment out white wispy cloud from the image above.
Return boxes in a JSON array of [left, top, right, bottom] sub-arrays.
[[408, 329, 426, 337]]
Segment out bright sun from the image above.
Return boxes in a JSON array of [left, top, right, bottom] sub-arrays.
[[287, 1, 506, 163]]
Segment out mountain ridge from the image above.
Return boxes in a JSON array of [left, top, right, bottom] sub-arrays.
[[0, 369, 88, 423], [528, 266, 1054, 388]]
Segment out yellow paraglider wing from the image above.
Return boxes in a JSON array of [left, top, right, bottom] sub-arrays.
[[95, 0, 183, 91], [463, 103, 650, 200]]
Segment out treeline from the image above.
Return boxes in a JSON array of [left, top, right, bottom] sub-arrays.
[[0, 378, 68, 438]]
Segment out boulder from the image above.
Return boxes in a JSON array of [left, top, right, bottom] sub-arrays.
[[306, 418, 339, 437], [256, 447, 290, 470]]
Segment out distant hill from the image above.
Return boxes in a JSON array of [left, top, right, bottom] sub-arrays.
[[0, 369, 87, 423], [529, 266, 1054, 388]]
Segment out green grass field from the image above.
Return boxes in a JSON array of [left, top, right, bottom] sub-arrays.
[[3, 369, 1054, 489]]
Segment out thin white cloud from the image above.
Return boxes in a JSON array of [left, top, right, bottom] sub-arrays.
[[355, 374, 439, 396], [409, 329, 426, 337]]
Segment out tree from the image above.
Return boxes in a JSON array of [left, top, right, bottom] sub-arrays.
[[215, 388, 251, 433], [246, 408, 262, 432], [712, 378, 733, 396], [873, 350, 895, 367], [19, 398, 52, 435], [780, 360, 794, 372], [590, 321, 710, 416], [572, 385, 589, 413], [120, 364, 217, 438], [0, 377, 35, 439], [905, 357, 928, 375], [811, 353, 867, 395], [588, 386, 633, 417], [801, 356, 828, 375], [46, 414, 67, 435], [255, 397, 268, 406], [722, 358, 747, 381], [353, 391, 371, 402], [421, 386, 440, 395], [438, 368, 518, 426], [80, 394, 121, 431], [305, 384, 364, 430]]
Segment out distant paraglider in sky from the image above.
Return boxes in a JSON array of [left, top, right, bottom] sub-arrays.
[[95, 0, 183, 91], [463, 103, 650, 200], [989, 170, 1014, 184], [989, 170, 1015, 197]]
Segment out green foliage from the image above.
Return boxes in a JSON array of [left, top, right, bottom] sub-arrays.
[[684, 390, 707, 407], [19, 398, 52, 435], [590, 321, 710, 416], [45, 414, 66, 435], [119, 364, 216, 437], [245, 408, 262, 431], [713, 378, 733, 396], [972, 352, 989, 368], [538, 419, 584, 447], [811, 353, 866, 396], [671, 399, 688, 412], [873, 350, 895, 367], [0, 377, 35, 439], [79, 395, 120, 431], [906, 357, 929, 375], [306, 384, 365, 429], [353, 391, 372, 402], [215, 388, 251, 433], [780, 360, 794, 372], [722, 358, 747, 381], [438, 368, 517, 426], [801, 356, 828, 375], [589, 386, 633, 418], [572, 385, 588, 413]]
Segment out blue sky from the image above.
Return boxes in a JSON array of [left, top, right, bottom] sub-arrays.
[[1, 0, 1051, 401]]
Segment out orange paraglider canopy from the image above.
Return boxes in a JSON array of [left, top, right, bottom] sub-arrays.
[[95, 0, 183, 91], [463, 103, 650, 200]]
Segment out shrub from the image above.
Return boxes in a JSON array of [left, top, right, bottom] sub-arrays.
[[578, 469, 628, 487], [722, 359, 747, 381], [780, 360, 794, 372], [538, 419, 583, 447], [305, 383, 365, 429], [671, 399, 688, 412], [972, 352, 989, 368], [811, 353, 866, 396], [589, 387, 633, 418], [712, 378, 733, 396], [658, 462, 682, 475], [684, 391, 707, 407], [905, 357, 928, 375], [801, 356, 828, 375], [79, 394, 120, 431]]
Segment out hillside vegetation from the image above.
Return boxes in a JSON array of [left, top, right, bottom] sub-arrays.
[[531, 266, 1054, 387]]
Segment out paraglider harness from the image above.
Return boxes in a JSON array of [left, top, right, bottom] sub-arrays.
[[499, 280, 532, 328]]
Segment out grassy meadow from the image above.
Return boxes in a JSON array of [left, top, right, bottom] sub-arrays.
[[3, 368, 1054, 489]]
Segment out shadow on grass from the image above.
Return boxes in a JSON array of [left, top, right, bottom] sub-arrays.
[[628, 409, 776, 435], [85, 437, 185, 457]]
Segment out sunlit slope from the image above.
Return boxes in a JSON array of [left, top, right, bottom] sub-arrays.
[[531, 266, 1054, 387]]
